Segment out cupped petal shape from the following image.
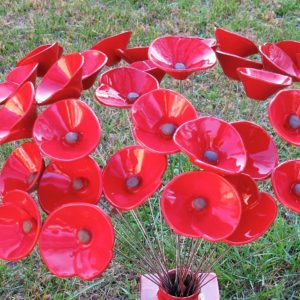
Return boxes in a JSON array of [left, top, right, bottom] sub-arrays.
[[95, 67, 159, 108], [148, 35, 217, 80], [39, 203, 115, 280], [161, 171, 242, 241], [131, 89, 197, 154], [0, 81, 18, 104], [268, 89, 300, 146], [17, 42, 63, 77], [36, 53, 84, 105], [103, 145, 167, 210], [174, 117, 247, 175], [276, 40, 300, 66], [272, 159, 300, 214], [130, 60, 166, 82], [90, 31, 132, 66], [215, 28, 258, 57], [200, 38, 217, 50], [33, 99, 101, 161], [0, 82, 37, 145], [237, 68, 292, 100], [0, 142, 44, 195], [81, 50, 107, 90], [259, 43, 300, 81], [231, 121, 278, 180], [38, 156, 102, 213], [216, 50, 262, 81], [117, 46, 148, 63], [6, 63, 38, 86]]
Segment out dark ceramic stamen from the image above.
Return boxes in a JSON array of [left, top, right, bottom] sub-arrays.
[[65, 132, 79, 144], [23, 220, 33, 234], [126, 176, 140, 189], [192, 197, 207, 210], [27, 172, 38, 185], [160, 123, 177, 136], [73, 178, 84, 190], [204, 150, 218, 163], [293, 183, 300, 197], [174, 62, 186, 70], [127, 92, 139, 103], [77, 228, 92, 244], [288, 114, 300, 129]]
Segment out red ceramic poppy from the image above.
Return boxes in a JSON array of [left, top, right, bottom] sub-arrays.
[[17, 42, 63, 77], [95, 67, 159, 108], [117, 46, 149, 63], [38, 156, 102, 214], [174, 117, 247, 175], [0, 142, 44, 196], [259, 43, 300, 81], [276, 40, 300, 66], [0, 190, 41, 261], [35, 53, 84, 105], [39, 203, 115, 280], [216, 50, 263, 81], [223, 174, 277, 245], [90, 31, 132, 66], [161, 171, 242, 241], [148, 35, 217, 80], [131, 89, 197, 154], [130, 60, 166, 82], [231, 121, 278, 180], [103, 145, 167, 211], [237, 68, 292, 100], [81, 50, 108, 90], [268, 89, 300, 146], [0, 82, 37, 145], [0, 81, 19, 104], [33, 99, 101, 161], [272, 159, 300, 214], [215, 28, 258, 57]]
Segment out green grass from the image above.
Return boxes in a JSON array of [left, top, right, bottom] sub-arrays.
[[0, 0, 300, 299]]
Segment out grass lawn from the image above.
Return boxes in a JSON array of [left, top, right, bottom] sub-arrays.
[[0, 0, 300, 299]]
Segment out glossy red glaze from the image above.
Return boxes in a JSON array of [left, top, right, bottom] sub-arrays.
[[36, 53, 84, 105], [148, 35, 217, 80], [131, 89, 197, 154], [117, 46, 148, 63], [17, 42, 63, 76], [33, 99, 101, 161], [38, 156, 102, 213], [0, 142, 44, 195], [215, 28, 258, 57], [231, 121, 278, 180], [200, 38, 217, 50], [0, 82, 36, 144], [0, 81, 18, 104], [95, 67, 159, 108], [81, 50, 107, 90], [161, 171, 241, 240], [237, 68, 292, 100], [272, 159, 300, 214], [91, 31, 132, 66], [103, 145, 167, 210], [268, 89, 300, 146], [276, 40, 300, 66], [216, 50, 262, 81], [259, 43, 300, 81], [39, 203, 115, 280], [174, 117, 247, 175], [130, 60, 166, 82]]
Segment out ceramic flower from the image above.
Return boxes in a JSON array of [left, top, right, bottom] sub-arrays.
[[130, 60, 166, 82]]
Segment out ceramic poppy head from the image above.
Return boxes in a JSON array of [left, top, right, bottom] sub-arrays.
[[17, 42, 63, 77], [215, 28, 258, 57], [272, 159, 300, 214], [81, 50, 108, 90], [148, 35, 217, 80], [6, 63, 38, 86], [276, 40, 300, 67], [95, 67, 159, 108], [231, 121, 278, 180], [38, 156, 102, 214], [216, 50, 263, 81], [268, 89, 300, 146], [0, 142, 44, 196], [0, 82, 19, 104], [39, 203, 115, 280], [33, 99, 101, 161], [35, 53, 84, 105], [0, 190, 41, 261], [237, 68, 292, 101], [103, 145, 167, 211], [161, 171, 242, 241], [174, 116, 247, 174], [259, 43, 300, 81], [130, 60, 166, 82], [117, 46, 148, 63], [91, 31, 132, 66], [131, 89, 197, 154], [0, 82, 37, 145], [223, 174, 277, 245]]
